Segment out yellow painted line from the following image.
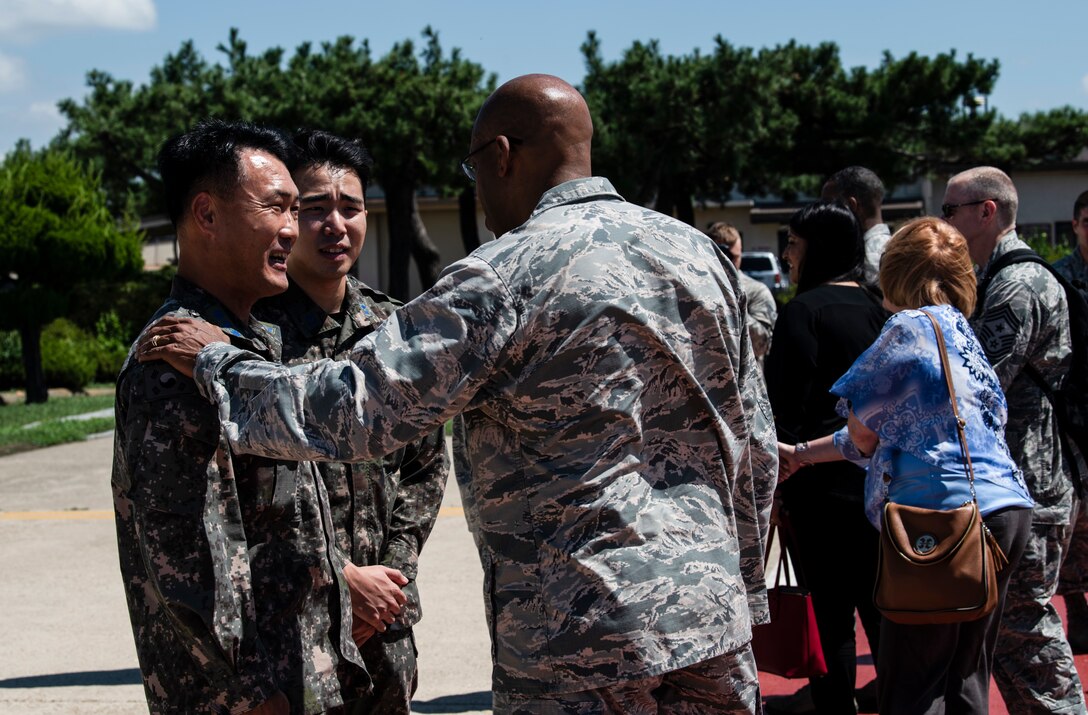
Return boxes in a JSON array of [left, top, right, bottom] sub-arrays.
[[1, 507, 464, 521], [0, 510, 113, 521]]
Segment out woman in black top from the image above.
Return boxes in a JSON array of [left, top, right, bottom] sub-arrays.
[[765, 202, 889, 714]]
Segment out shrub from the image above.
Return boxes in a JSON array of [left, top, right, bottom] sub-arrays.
[[93, 310, 131, 382], [41, 319, 95, 392], [0, 330, 24, 390]]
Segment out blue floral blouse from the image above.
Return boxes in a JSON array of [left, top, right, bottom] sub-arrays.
[[830, 304, 1033, 528]]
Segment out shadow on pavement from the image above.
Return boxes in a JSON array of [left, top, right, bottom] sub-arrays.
[[0, 668, 142, 688], [413, 690, 493, 712]]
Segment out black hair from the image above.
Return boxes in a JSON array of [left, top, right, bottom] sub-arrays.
[[293, 129, 374, 191], [1075, 190, 1088, 219], [157, 118, 297, 228], [825, 166, 885, 221], [788, 201, 864, 294]]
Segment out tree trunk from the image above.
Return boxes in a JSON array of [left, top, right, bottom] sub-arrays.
[[458, 187, 482, 255], [675, 191, 696, 227], [407, 194, 442, 292], [383, 181, 442, 302], [383, 182, 415, 302], [20, 323, 47, 404]]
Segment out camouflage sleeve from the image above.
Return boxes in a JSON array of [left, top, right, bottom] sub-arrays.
[[972, 270, 1062, 392], [382, 426, 449, 578], [746, 282, 777, 362], [196, 257, 519, 463], [382, 425, 449, 628], [734, 308, 778, 625], [118, 370, 276, 709]]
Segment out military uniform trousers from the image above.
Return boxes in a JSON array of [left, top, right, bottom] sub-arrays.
[[994, 519, 1088, 714], [491, 644, 761, 715]]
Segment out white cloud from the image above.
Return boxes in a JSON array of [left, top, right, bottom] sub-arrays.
[[28, 101, 61, 120], [0, 52, 26, 92], [1083, 74, 1088, 97], [0, 0, 156, 36]]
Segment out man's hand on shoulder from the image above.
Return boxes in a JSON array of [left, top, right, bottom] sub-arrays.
[[138, 316, 229, 378]]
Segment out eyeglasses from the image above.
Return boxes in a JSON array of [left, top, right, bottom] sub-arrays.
[[941, 198, 996, 219], [460, 136, 522, 182]]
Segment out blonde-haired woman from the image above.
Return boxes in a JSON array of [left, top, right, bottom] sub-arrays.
[[779, 217, 1033, 714]]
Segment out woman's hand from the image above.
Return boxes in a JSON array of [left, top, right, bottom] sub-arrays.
[[777, 442, 802, 482]]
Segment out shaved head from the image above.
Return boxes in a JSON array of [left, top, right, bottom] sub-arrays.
[[469, 74, 594, 237]]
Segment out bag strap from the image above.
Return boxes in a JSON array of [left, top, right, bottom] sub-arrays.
[[920, 309, 978, 503]]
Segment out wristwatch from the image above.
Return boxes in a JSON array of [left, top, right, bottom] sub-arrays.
[[795, 440, 813, 468]]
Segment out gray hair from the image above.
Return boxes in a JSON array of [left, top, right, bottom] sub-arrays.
[[950, 166, 1018, 229]]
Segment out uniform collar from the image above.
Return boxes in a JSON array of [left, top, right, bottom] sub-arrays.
[[528, 177, 624, 220]]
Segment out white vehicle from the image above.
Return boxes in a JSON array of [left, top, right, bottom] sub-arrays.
[[740, 251, 789, 293]]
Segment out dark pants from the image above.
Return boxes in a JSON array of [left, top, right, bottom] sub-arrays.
[[784, 493, 882, 715], [876, 506, 1032, 715]]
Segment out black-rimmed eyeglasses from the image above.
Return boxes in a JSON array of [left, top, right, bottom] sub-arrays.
[[941, 198, 996, 219], [460, 136, 523, 182]]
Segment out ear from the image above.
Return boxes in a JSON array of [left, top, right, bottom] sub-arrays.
[[495, 135, 514, 178], [191, 192, 217, 237], [846, 196, 860, 214], [981, 199, 996, 222]]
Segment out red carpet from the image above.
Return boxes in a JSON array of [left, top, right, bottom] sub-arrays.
[[760, 596, 1088, 714]]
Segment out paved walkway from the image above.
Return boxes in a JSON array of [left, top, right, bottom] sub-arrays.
[[0, 435, 492, 714], [2, 431, 1086, 714]]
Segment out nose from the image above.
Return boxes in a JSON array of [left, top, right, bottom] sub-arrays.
[[324, 210, 347, 237]]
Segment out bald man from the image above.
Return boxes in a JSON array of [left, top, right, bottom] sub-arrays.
[[141, 75, 777, 713]]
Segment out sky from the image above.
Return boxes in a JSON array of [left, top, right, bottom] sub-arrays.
[[1, 0, 1086, 156]]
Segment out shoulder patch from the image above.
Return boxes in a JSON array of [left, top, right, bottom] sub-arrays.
[[976, 302, 1022, 357], [141, 364, 197, 401]]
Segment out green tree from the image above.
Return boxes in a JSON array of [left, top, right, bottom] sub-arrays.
[[59, 28, 493, 301], [0, 144, 143, 402], [582, 35, 1010, 216]]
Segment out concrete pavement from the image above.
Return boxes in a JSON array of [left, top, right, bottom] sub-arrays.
[[0, 434, 493, 714]]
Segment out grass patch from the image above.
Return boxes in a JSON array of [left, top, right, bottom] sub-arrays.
[[0, 392, 115, 456], [0, 417, 115, 456], [0, 393, 114, 429]]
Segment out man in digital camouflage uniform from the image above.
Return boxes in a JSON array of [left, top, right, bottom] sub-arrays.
[[945, 167, 1086, 714], [112, 120, 396, 715], [821, 166, 891, 286], [141, 74, 778, 714], [705, 221, 776, 369], [254, 129, 448, 714], [1055, 188, 1088, 653]]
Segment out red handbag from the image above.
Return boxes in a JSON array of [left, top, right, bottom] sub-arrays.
[[751, 517, 828, 678]]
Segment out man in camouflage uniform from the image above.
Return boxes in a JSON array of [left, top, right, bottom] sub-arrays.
[[113, 120, 385, 715], [255, 130, 448, 714], [705, 222, 776, 368], [822, 166, 890, 285], [945, 167, 1086, 714], [1055, 188, 1088, 653], [142, 75, 778, 714]]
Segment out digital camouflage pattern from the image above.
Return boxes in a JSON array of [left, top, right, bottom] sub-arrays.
[[972, 233, 1085, 714], [738, 271, 776, 367], [1054, 247, 1088, 290], [862, 223, 892, 286], [256, 276, 448, 714], [993, 523, 1086, 714], [193, 177, 778, 698], [112, 276, 364, 715], [973, 232, 1074, 525], [491, 644, 761, 714]]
